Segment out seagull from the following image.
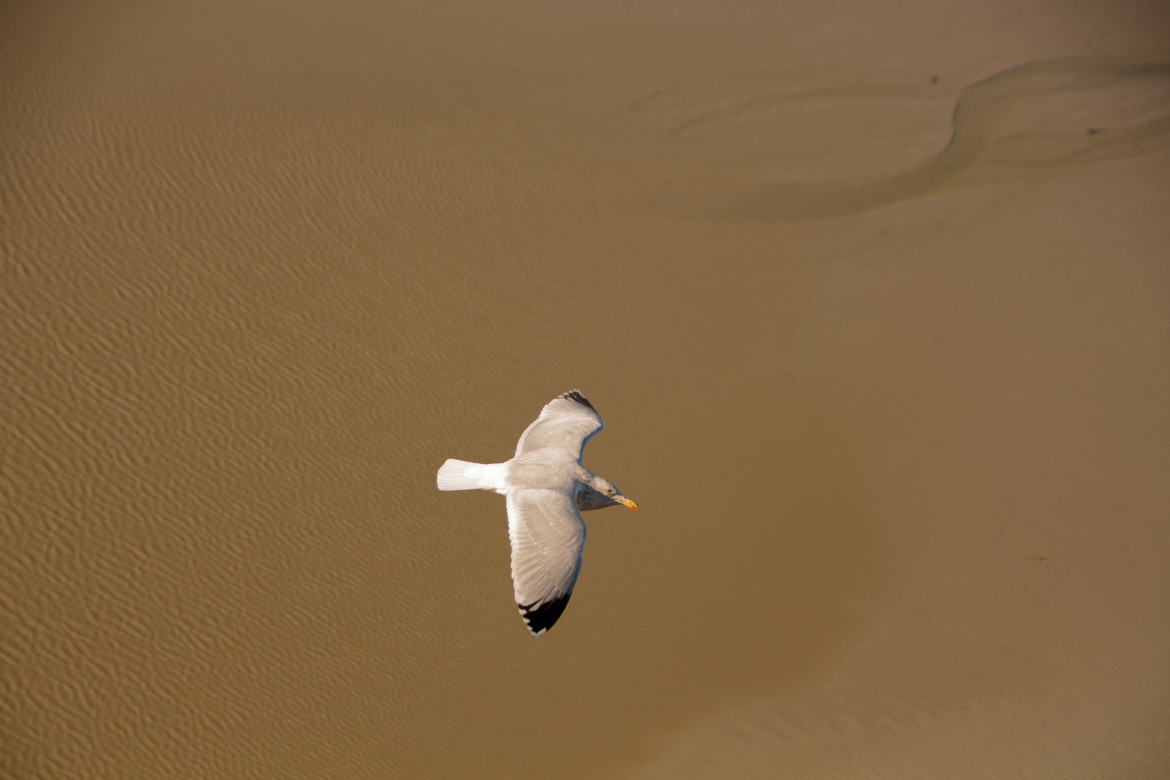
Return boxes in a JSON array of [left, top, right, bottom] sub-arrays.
[[437, 390, 638, 636]]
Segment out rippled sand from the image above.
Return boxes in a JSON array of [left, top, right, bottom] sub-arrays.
[[4, 2, 1170, 778]]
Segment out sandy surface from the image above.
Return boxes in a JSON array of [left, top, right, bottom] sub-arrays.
[[4, 1, 1169, 777]]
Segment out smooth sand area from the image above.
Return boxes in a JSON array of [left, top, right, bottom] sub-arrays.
[[4, 2, 1169, 777]]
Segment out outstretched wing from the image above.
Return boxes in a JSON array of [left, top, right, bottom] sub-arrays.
[[506, 488, 587, 636], [514, 390, 604, 461]]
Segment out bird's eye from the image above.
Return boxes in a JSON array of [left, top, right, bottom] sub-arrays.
[[607, 488, 616, 496]]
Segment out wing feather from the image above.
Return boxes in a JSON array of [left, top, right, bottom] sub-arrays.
[[506, 488, 587, 636], [514, 390, 605, 461]]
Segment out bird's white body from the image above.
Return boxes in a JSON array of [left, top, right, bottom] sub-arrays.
[[436, 390, 638, 636]]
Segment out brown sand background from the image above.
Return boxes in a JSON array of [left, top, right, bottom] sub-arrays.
[[4, 1, 1169, 777]]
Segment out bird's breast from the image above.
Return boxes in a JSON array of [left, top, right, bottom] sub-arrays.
[[505, 456, 578, 492]]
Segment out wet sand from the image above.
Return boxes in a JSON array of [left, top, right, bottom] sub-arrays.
[[4, 2, 1169, 778]]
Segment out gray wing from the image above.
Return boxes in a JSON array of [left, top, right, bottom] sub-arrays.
[[514, 390, 604, 460], [506, 488, 587, 636]]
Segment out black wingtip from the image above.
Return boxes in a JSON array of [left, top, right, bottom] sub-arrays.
[[560, 390, 597, 414], [518, 594, 573, 636]]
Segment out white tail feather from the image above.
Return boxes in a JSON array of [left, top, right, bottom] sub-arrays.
[[436, 459, 508, 492]]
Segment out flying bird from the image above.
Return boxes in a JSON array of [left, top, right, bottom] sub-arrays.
[[436, 390, 638, 636]]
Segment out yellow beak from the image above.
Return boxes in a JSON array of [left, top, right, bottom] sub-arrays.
[[617, 497, 639, 511]]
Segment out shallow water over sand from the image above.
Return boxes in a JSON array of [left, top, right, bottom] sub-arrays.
[[4, 2, 1170, 778]]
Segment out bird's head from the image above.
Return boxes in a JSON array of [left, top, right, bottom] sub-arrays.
[[579, 475, 638, 511]]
